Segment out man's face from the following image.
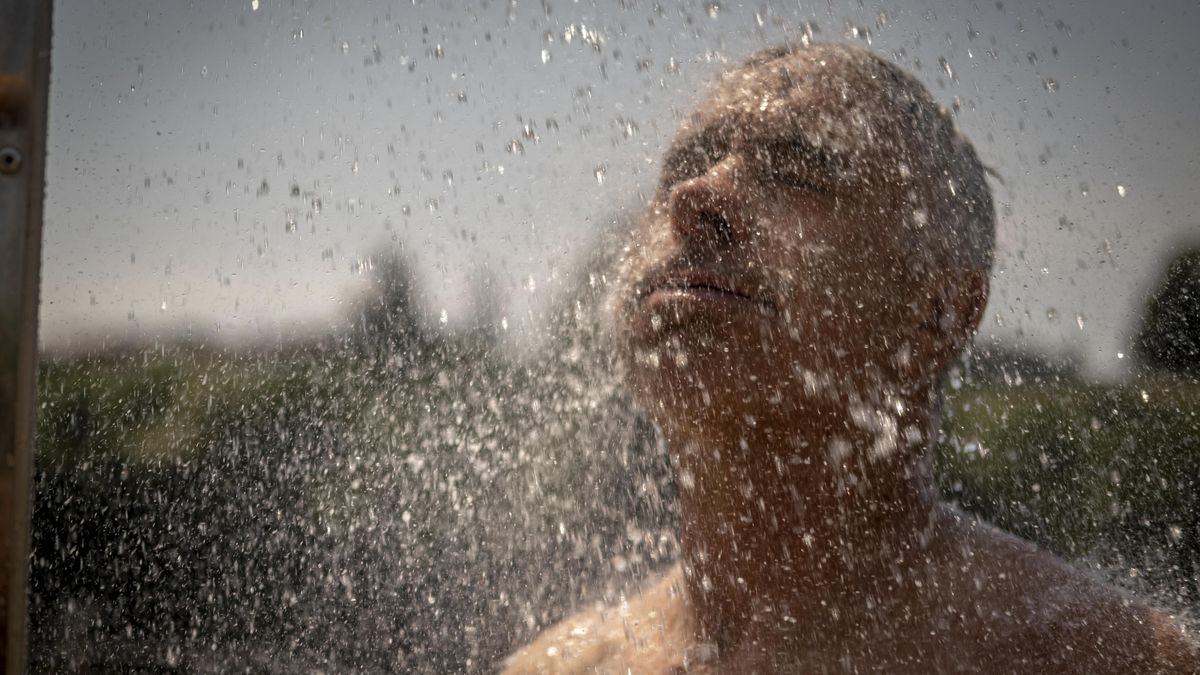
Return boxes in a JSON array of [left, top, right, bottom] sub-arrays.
[[615, 51, 942, 415]]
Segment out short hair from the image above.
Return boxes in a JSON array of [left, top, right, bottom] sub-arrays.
[[722, 43, 995, 275]]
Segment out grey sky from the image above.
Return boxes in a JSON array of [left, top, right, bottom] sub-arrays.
[[39, 0, 1200, 377]]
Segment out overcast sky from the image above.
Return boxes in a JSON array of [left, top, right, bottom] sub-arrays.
[[38, 0, 1200, 377]]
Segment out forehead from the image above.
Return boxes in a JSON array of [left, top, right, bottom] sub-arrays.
[[679, 48, 929, 164]]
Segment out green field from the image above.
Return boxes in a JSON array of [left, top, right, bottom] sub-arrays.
[[28, 334, 1200, 672]]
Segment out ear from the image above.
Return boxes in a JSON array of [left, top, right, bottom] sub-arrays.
[[904, 266, 989, 384]]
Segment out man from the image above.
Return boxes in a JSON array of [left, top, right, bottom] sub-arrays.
[[503, 43, 1198, 673]]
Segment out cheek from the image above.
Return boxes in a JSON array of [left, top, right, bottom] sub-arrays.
[[609, 216, 680, 354], [766, 246, 911, 359], [621, 213, 675, 276], [758, 233, 840, 320]]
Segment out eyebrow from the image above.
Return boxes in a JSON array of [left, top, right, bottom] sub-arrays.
[[662, 123, 726, 160], [661, 118, 851, 184], [748, 127, 844, 173]]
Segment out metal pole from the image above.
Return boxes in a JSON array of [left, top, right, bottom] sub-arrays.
[[0, 1, 52, 672]]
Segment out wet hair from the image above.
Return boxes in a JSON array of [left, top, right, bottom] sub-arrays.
[[727, 42, 996, 276]]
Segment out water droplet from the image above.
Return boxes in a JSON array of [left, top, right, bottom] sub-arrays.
[[439, 309, 448, 325], [704, 1, 721, 19], [846, 22, 873, 44], [1076, 314, 1085, 330], [800, 21, 818, 47], [250, 0, 259, 10], [1117, 184, 1126, 197], [938, 57, 954, 79], [1043, 77, 1058, 92], [593, 165, 607, 185], [541, 48, 551, 64]]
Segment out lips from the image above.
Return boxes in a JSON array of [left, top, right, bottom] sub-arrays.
[[637, 269, 774, 313]]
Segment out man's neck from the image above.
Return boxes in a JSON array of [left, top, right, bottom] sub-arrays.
[[662, 393, 946, 651]]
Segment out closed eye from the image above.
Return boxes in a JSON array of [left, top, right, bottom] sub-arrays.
[[755, 140, 838, 193], [660, 148, 717, 191], [658, 133, 728, 192]]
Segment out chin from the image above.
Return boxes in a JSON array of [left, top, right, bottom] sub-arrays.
[[619, 327, 861, 429], [621, 334, 790, 418]]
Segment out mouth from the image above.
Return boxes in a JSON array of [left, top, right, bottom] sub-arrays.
[[637, 269, 775, 313]]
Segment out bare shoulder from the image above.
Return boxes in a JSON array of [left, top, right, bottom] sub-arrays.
[[944, 508, 1200, 674], [499, 565, 693, 674]]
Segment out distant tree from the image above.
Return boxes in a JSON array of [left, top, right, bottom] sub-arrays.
[[350, 246, 427, 353], [462, 263, 505, 349], [963, 336, 1078, 385], [1135, 247, 1200, 376]]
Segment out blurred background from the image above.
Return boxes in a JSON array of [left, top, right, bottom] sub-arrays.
[[31, 0, 1200, 672]]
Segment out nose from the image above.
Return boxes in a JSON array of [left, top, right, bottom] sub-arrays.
[[667, 156, 754, 246]]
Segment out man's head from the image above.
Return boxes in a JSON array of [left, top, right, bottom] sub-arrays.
[[613, 43, 993, 429]]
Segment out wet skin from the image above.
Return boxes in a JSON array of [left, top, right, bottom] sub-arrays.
[[503, 44, 1199, 674], [621, 86, 914, 408]]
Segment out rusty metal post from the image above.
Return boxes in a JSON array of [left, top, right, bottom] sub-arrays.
[[0, 1, 52, 672]]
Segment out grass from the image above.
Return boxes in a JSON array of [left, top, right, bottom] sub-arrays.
[[27, 337, 1200, 670]]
